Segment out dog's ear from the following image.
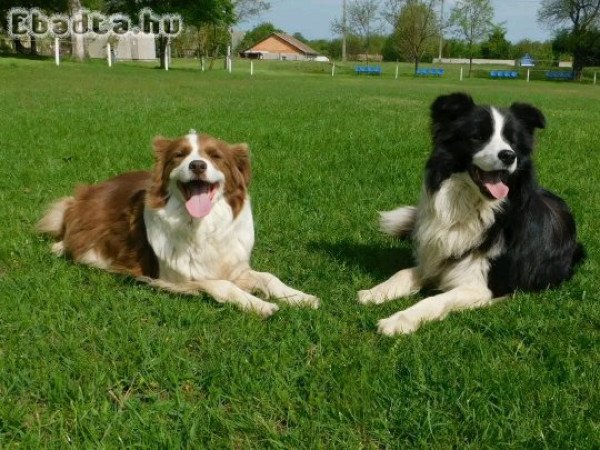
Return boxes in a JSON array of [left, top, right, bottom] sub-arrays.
[[431, 92, 475, 124], [230, 143, 251, 186], [152, 136, 172, 158], [509, 103, 546, 132]]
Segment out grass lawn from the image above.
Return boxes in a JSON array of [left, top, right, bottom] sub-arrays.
[[0, 56, 598, 448]]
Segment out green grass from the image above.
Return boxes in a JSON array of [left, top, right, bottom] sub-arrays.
[[0, 56, 599, 448]]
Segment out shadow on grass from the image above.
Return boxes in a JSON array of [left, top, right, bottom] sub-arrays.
[[308, 239, 414, 280], [0, 52, 53, 61]]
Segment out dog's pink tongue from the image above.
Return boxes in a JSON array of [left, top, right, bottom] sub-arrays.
[[485, 181, 509, 200], [185, 185, 212, 218]]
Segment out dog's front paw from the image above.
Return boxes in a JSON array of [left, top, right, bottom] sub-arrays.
[[253, 301, 280, 318], [358, 289, 387, 305], [377, 312, 420, 336], [284, 292, 320, 309]]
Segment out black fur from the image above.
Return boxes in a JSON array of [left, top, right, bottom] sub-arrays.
[[428, 92, 584, 297]]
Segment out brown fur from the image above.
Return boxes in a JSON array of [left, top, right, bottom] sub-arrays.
[[38, 134, 251, 277], [147, 135, 250, 217], [57, 171, 159, 277]]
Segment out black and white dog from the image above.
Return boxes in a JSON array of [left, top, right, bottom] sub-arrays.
[[359, 93, 585, 335]]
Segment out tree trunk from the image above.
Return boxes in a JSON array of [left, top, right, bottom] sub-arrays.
[[468, 41, 473, 76], [30, 35, 37, 56], [70, 0, 85, 61], [13, 38, 26, 55], [572, 55, 584, 81], [414, 58, 419, 73]]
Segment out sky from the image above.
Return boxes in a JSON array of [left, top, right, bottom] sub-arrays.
[[243, 0, 554, 43]]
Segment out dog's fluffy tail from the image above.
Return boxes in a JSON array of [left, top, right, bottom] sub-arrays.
[[379, 206, 417, 238], [36, 197, 74, 238]]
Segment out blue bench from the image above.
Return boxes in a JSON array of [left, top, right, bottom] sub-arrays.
[[546, 70, 574, 80], [415, 67, 444, 76], [490, 70, 518, 79], [355, 65, 382, 75]]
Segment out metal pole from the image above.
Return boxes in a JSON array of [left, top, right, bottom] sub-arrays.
[[438, 0, 444, 62], [527, 68, 530, 82], [342, 0, 347, 62], [594, 72, 597, 85], [251, 60, 254, 76], [332, 63, 336, 77], [107, 43, 112, 67], [460, 66, 463, 81], [395, 64, 399, 79]]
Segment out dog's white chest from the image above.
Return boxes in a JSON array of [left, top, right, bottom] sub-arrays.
[[144, 198, 255, 282], [415, 174, 503, 283]]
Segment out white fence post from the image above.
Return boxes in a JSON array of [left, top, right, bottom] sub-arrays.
[[107, 43, 112, 67], [165, 41, 170, 71], [395, 64, 399, 79], [460, 66, 463, 81], [331, 63, 335, 77], [54, 38, 60, 66], [527, 69, 530, 82], [250, 60, 254, 76], [227, 45, 232, 73]]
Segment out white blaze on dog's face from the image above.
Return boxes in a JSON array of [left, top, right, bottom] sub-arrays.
[[472, 108, 518, 173], [150, 132, 252, 219], [168, 132, 226, 218], [469, 108, 519, 201]]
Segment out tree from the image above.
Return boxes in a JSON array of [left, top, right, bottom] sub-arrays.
[[106, 0, 235, 69], [332, 0, 381, 60], [70, 0, 85, 60], [392, 0, 438, 71], [480, 24, 511, 59], [231, 0, 269, 22], [0, 0, 68, 55], [381, 0, 405, 27], [553, 27, 600, 74], [292, 32, 308, 43], [237, 21, 281, 51], [538, 0, 600, 78], [449, 0, 494, 75]]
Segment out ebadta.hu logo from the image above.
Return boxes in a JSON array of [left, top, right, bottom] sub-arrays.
[[7, 7, 183, 38]]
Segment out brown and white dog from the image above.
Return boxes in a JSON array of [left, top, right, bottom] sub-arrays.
[[37, 131, 319, 316]]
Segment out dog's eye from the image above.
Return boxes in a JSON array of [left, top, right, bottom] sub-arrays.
[[208, 150, 222, 160], [174, 150, 186, 158]]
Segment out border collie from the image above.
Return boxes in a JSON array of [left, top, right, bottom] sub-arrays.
[[38, 131, 319, 316], [358, 93, 584, 335]]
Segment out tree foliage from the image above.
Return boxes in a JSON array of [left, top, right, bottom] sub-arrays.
[[332, 0, 381, 59], [538, 0, 600, 78], [106, 0, 234, 68], [480, 24, 511, 59], [391, 0, 439, 70], [236, 21, 281, 51], [231, 0, 269, 23], [449, 0, 495, 74]]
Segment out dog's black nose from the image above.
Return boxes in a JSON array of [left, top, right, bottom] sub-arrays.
[[189, 160, 207, 174], [498, 150, 516, 165]]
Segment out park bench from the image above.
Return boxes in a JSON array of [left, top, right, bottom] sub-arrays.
[[545, 70, 574, 80], [490, 70, 518, 79], [355, 65, 382, 75], [415, 67, 444, 77]]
